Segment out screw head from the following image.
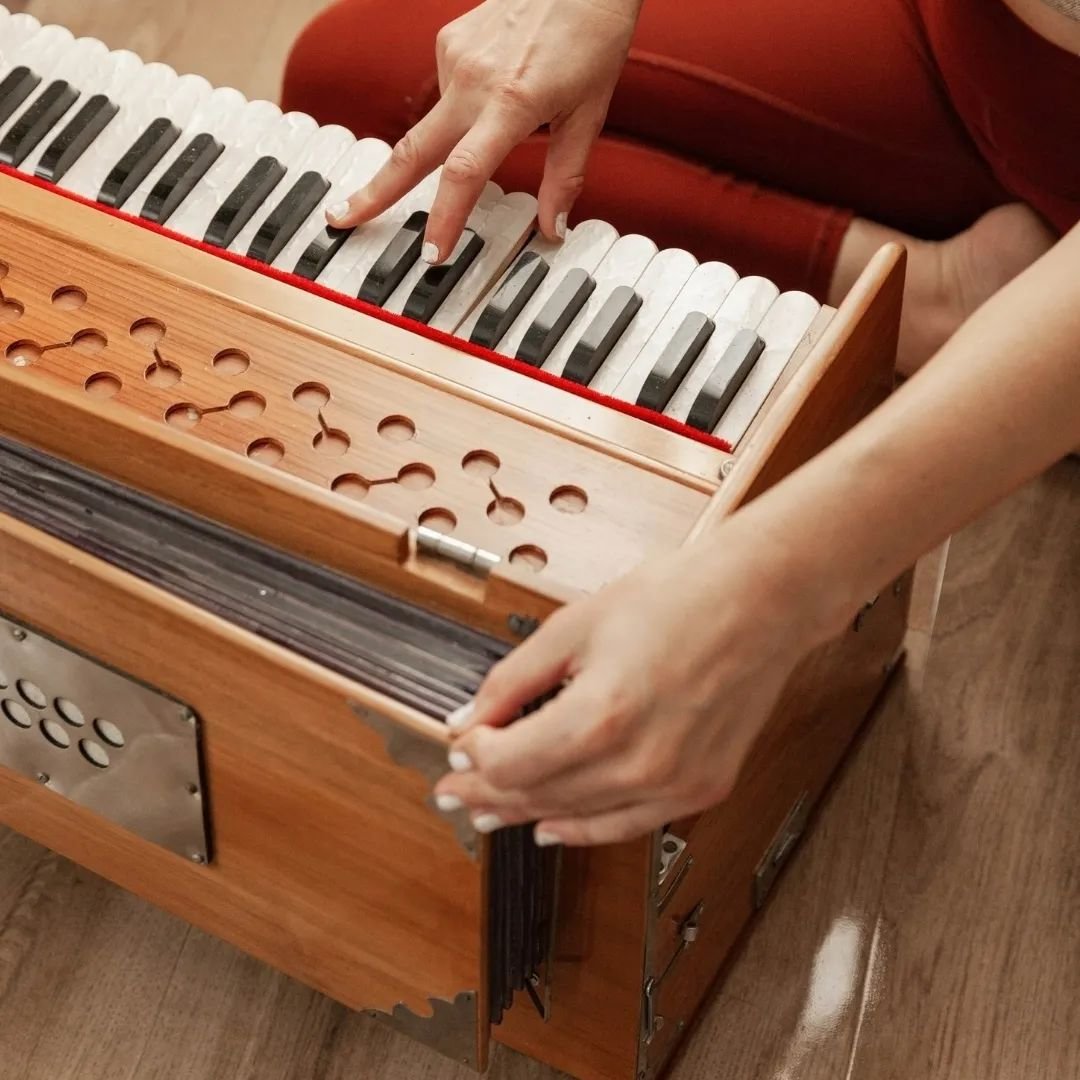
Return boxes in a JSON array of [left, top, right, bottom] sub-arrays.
[[181, 708, 196, 725], [12, 628, 26, 642], [185, 782, 199, 796], [190, 852, 206, 865], [720, 459, 737, 479], [36, 772, 49, 784]]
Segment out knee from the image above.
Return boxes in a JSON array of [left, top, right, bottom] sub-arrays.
[[281, 0, 446, 141]]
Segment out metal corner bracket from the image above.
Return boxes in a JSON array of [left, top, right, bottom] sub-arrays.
[[367, 990, 481, 1069]]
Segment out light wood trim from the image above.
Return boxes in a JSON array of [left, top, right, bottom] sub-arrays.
[[0, 172, 731, 486], [688, 243, 906, 537], [0, 513, 491, 1056]]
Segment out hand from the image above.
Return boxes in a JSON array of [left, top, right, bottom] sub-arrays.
[[327, 0, 643, 263], [433, 517, 833, 846]]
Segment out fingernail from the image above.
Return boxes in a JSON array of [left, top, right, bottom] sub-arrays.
[[534, 830, 561, 847], [326, 201, 351, 224], [446, 702, 474, 731], [472, 813, 503, 834], [555, 212, 568, 240], [448, 749, 473, 773], [435, 793, 464, 812], [422, 241, 440, 264]]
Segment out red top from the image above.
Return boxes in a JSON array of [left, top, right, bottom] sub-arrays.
[[920, 0, 1080, 232]]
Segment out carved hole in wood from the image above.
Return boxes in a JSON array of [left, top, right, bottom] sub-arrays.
[[6, 339, 41, 366], [165, 403, 202, 429], [419, 508, 457, 532], [247, 437, 284, 465], [145, 357, 182, 387], [52, 286, 87, 310], [331, 474, 370, 501], [71, 329, 107, 356], [378, 415, 415, 442], [550, 486, 588, 514], [84, 372, 122, 398], [228, 391, 266, 418], [212, 348, 250, 376], [0, 260, 8, 280], [398, 463, 435, 490], [462, 450, 499, 479], [488, 497, 525, 526], [0, 297, 23, 322], [130, 318, 166, 346], [509, 545, 547, 572], [313, 426, 350, 456], [293, 381, 330, 409]]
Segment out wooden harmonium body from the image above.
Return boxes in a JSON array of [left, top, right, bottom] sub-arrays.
[[0, 46, 910, 1080]]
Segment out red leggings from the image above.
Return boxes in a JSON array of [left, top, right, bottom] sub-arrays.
[[282, 0, 1019, 298]]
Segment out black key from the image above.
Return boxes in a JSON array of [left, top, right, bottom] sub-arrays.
[[517, 268, 595, 367], [98, 117, 180, 209], [203, 155, 286, 248], [403, 228, 484, 324], [0, 80, 79, 167], [358, 210, 428, 306], [470, 251, 550, 350], [0, 67, 41, 130], [687, 328, 766, 432], [35, 94, 118, 183], [636, 311, 716, 412], [247, 170, 331, 264], [562, 285, 643, 385], [141, 133, 223, 225], [294, 225, 353, 280]]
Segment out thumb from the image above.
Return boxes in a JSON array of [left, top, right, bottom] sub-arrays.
[[536, 103, 606, 240], [447, 609, 586, 732]]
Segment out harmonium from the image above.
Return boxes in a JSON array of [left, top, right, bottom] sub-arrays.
[[0, 8, 914, 1079]]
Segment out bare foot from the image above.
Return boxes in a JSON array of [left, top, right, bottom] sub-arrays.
[[830, 203, 1058, 375]]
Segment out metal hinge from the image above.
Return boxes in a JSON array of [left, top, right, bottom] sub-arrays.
[[753, 791, 810, 909], [642, 900, 704, 1046], [416, 527, 501, 578]]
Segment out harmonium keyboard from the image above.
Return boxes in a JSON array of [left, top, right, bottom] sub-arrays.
[[0, 8, 914, 1080]]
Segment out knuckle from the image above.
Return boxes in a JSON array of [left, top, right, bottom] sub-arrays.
[[443, 146, 486, 186], [452, 54, 492, 92], [390, 131, 421, 171], [492, 78, 535, 114]]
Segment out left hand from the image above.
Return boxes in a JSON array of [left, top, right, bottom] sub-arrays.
[[433, 517, 833, 846]]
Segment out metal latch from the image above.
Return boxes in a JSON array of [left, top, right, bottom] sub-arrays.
[[416, 527, 500, 577], [642, 900, 704, 1045], [753, 791, 810, 909]]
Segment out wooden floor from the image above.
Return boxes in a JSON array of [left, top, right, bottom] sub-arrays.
[[1, 3, 1079, 1078]]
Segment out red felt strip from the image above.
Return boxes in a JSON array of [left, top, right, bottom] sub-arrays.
[[0, 163, 733, 452]]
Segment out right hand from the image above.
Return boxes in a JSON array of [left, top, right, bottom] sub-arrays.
[[327, 0, 643, 263]]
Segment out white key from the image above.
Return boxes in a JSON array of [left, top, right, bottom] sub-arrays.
[[18, 37, 115, 176], [165, 97, 283, 240], [0, 25, 78, 144], [0, 13, 43, 73], [542, 233, 658, 376], [712, 291, 821, 445], [382, 181, 503, 315], [665, 276, 779, 422], [587, 248, 698, 394], [272, 136, 391, 274], [612, 260, 740, 405], [479, 219, 620, 358], [62, 62, 183, 199], [227, 119, 353, 258], [431, 191, 538, 334], [320, 168, 441, 299], [126, 84, 249, 218]]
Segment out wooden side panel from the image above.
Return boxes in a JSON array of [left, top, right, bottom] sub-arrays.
[[0, 516, 489, 1051]]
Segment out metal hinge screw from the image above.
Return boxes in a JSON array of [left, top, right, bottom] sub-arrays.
[[190, 852, 206, 865], [11, 628, 26, 642], [181, 708, 196, 725], [507, 614, 540, 638], [36, 772, 49, 784]]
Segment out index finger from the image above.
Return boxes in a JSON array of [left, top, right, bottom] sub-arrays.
[[327, 99, 463, 228]]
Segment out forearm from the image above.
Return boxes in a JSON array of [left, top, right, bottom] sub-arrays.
[[723, 224, 1080, 641]]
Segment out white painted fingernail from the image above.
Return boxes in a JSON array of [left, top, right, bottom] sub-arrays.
[[534, 830, 561, 847], [326, 201, 350, 224], [422, 241, 440, 264], [435, 793, 463, 812], [446, 702, 474, 731], [448, 749, 473, 773], [472, 813, 503, 833], [554, 212, 568, 240]]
